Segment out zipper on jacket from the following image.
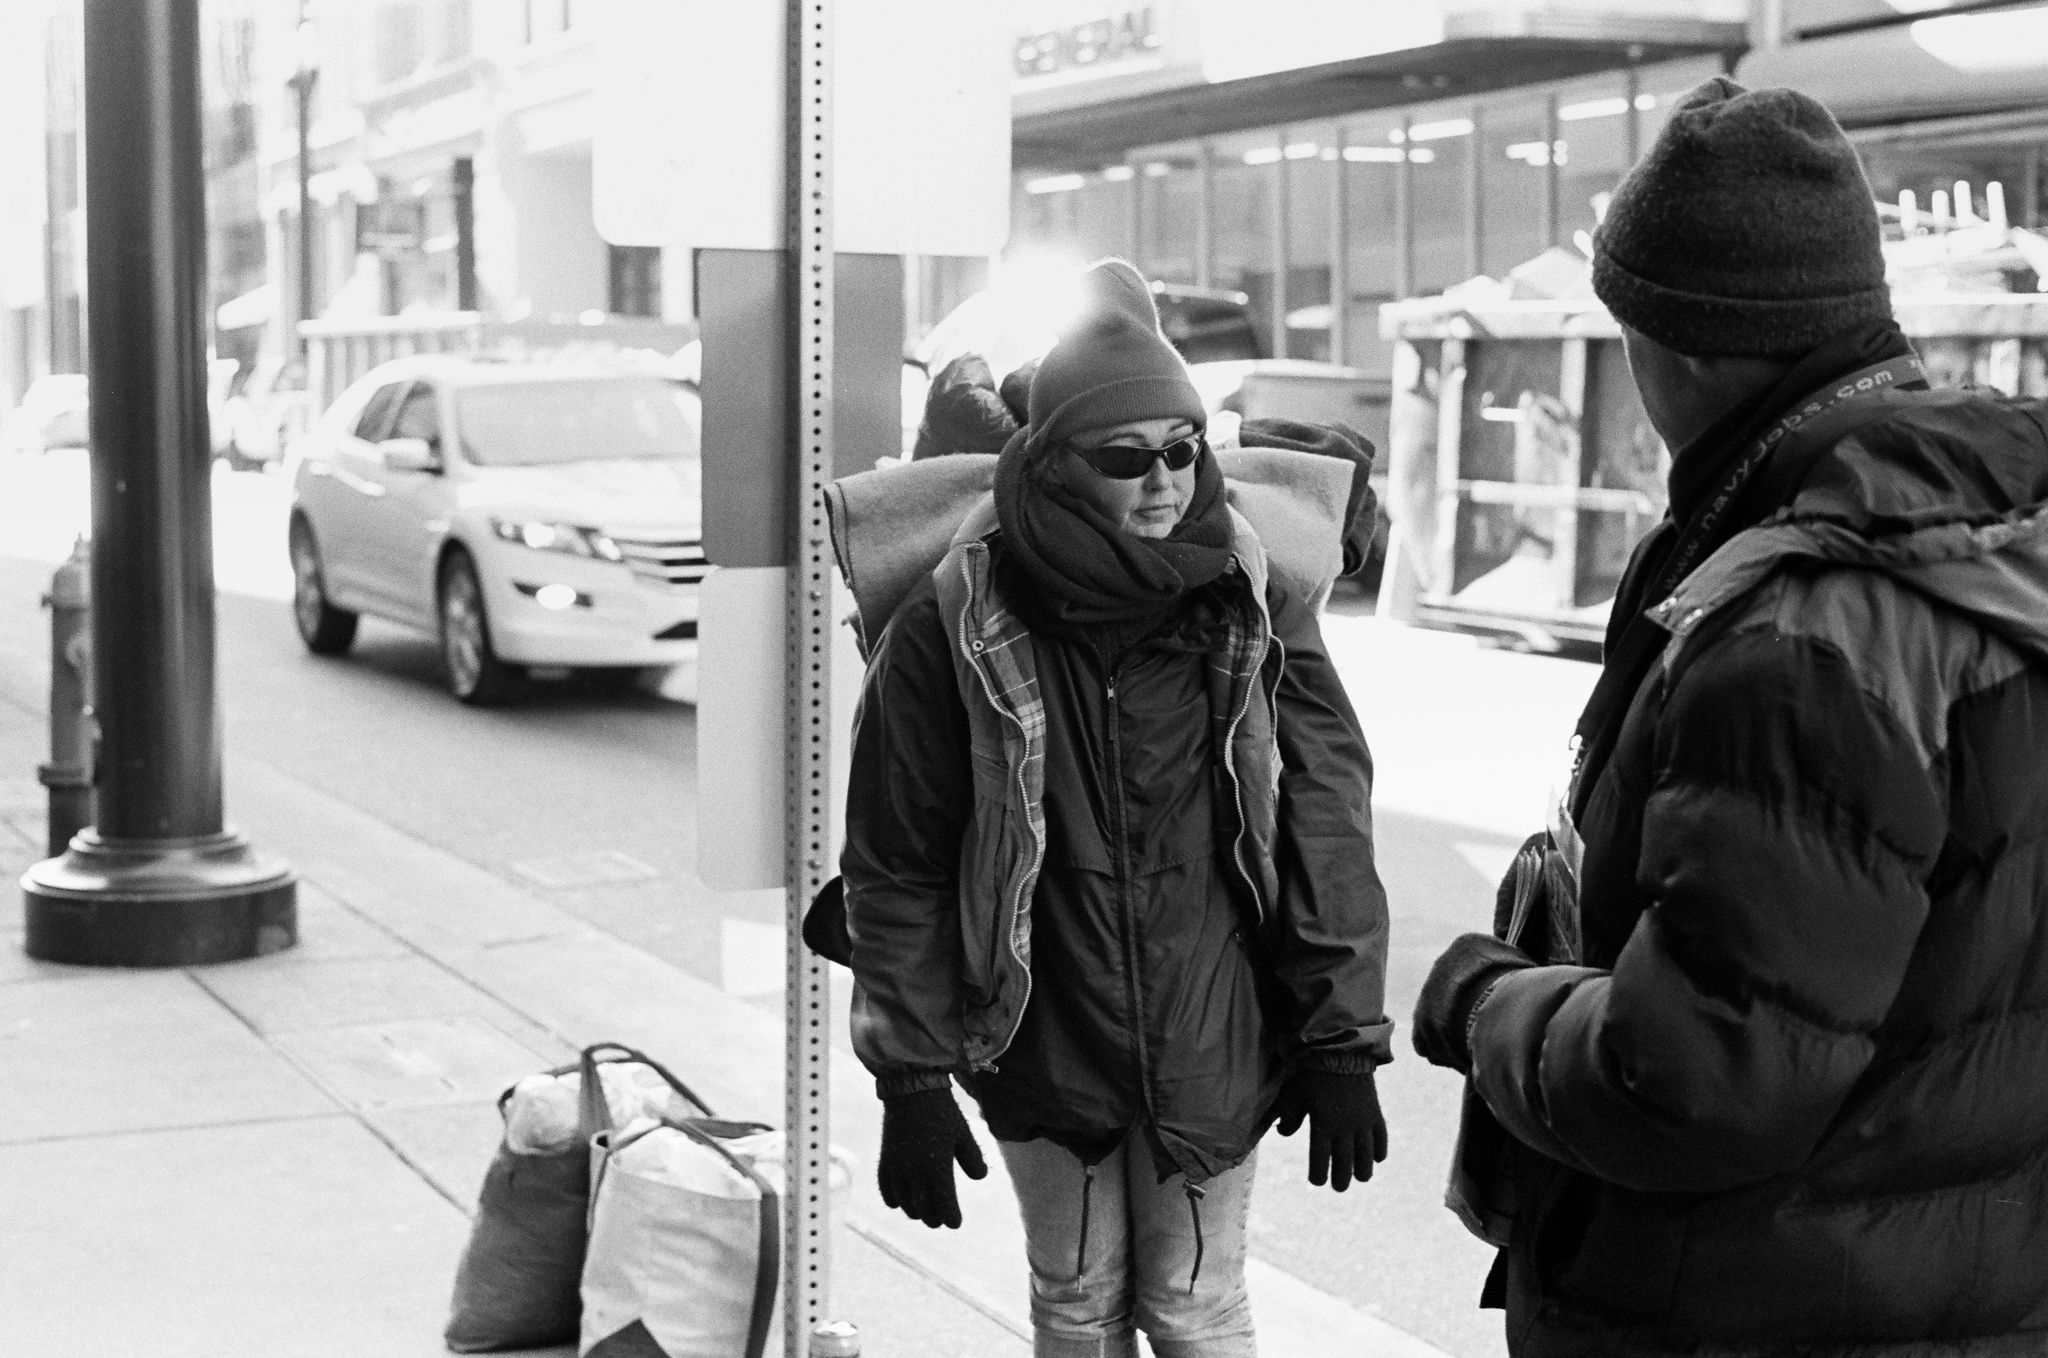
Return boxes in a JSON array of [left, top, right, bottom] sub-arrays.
[[955, 554, 1044, 1073], [1104, 656, 1160, 1126], [1223, 619, 1276, 925]]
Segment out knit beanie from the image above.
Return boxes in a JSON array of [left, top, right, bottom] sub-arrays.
[[1026, 259, 1208, 444], [1592, 78, 1891, 359]]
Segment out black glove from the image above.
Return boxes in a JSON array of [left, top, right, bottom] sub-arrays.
[[1412, 933, 1532, 1075], [1274, 1067, 1388, 1192], [876, 1087, 987, 1229]]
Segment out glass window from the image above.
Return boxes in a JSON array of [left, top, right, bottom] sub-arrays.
[[1480, 93, 1552, 277], [1134, 147, 1203, 285], [1209, 128, 1281, 356], [608, 245, 662, 317], [1554, 76, 1632, 258], [1403, 103, 1474, 296], [354, 381, 409, 442], [1283, 123, 1336, 362], [1338, 114, 1403, 375], [457, 377, 701, 467], [389, 383, 440, 444]]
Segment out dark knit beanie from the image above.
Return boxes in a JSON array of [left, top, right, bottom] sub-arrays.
[[1026, 259, 1208, 444], [1592, 78, 1891, 359]]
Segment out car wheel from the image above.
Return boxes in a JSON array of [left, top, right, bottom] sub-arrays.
[[437, 549, 523, 706], [288, 518, 358, 656]]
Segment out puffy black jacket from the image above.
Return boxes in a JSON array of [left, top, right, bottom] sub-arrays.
[[1472, 387, 2048, 1354], [843, 536, 1391, 1181]]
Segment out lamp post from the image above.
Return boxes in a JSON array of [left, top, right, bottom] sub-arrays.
[[291, 8, 318, 359], [22, 0, 296, 966]]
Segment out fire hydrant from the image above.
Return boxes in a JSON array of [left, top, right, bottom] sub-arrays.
[[38, 537, 94, 857]]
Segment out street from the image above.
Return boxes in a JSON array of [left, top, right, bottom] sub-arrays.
[[0, 454, 1597, 1358]]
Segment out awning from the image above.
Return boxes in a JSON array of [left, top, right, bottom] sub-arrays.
[[1739, 3, 2048, 129], [1013, 28, 1745, 168], [215, 284, 273, 331]]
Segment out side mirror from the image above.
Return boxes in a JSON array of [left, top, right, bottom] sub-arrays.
[[379, 436, 442, 474]]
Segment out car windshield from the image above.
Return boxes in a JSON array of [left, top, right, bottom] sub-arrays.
[[456, 376, 700, 467]]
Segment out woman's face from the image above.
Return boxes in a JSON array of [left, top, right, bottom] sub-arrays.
[[1055, 417, 1199, 541]]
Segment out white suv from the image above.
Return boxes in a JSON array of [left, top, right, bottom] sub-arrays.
[[288, 355, 705, 703]]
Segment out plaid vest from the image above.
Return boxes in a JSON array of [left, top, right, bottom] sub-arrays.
[[931, 509, 1285, 1072]]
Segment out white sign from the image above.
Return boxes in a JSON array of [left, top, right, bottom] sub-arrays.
[[696, 568, 864, 893], [593, 0, 1011, 257]]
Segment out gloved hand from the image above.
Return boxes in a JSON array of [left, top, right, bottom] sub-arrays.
[[1412, 933, 1533, 1075], [1274, 1066, 1388, 1191], [876, 1086, 988, 1229]]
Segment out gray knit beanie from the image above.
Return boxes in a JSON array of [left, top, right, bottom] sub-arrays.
[[1592, 78, 1891, 358]]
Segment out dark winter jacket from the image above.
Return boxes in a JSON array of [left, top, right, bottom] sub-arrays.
[[1471, 385, 2048, 1355], [842, 510, 1392, 1181]]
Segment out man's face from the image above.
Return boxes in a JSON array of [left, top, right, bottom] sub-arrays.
[[1056, 417, 1198, 541], [1621, 326, 1694, 452], [1621, 324, 1792, 455]]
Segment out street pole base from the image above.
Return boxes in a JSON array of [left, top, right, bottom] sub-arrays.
[[21, 829, 297, 967]]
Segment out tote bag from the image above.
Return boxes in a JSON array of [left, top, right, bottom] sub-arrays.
[[445, 1044, 715, 1352], [579, 1117, 782, 1358]]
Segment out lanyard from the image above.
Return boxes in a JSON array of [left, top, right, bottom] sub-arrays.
[[1648, 354, 1927, 600], [1565, 352, 1927, 820]]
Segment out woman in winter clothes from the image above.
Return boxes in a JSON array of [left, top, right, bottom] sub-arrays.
[[842, 259, 1393, 1358]]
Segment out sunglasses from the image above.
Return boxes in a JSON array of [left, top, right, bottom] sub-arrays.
[[1070, 433, 1204, 480]]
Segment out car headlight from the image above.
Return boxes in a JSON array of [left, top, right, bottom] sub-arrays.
[[490, 517, 624, 562]]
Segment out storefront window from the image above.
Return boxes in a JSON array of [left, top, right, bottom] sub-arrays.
[[1554, 76, 1633, 263], [1210, 127, 1281, 355], [1135, 147, 1203, 285], [1282, 123, 1336, 361], [1337, 116, 1402, 374], [1480, 93, 1552, 277], [1404, 104, 1473, 297]]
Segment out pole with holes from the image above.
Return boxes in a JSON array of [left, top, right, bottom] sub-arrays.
[[786, 0, 835, 1350]]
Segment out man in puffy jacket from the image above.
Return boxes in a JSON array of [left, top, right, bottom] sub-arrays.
[[1414, 79, 2048, 1354], [846, 259, 1392, 1358]]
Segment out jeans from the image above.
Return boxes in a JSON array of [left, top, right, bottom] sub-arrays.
[[999, 1137, 1258, 1358]]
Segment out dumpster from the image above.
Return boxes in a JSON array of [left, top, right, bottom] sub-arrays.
[[1375, 292, 2048, 645]]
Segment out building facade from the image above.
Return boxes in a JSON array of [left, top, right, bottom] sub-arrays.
[[1007, 0, 1753, 377], [1006, 0, 2048, 379], [235, 0, 691, 374]]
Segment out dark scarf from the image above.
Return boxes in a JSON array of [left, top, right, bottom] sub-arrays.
[[993, 425, 1235, 628], [1570, 317, 1922, 819]]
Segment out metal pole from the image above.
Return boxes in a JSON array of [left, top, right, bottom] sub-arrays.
[[1624, 64, 1642, 166], [294, 10, 314, 361], [1329, 128, 1349, 367], [453, 155, 478, 311], [1126, 157, 1144, 273], [1465, 102, 1483, 279], [786, 0, 834, 1348], [1396, 116, 1414, 299], [1543, 93, 1561, 250], [24, 0, 295, 967], [1271, 129, 1289, 360]]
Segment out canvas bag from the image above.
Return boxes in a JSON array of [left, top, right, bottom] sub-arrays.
[[579, 1117, 782, 1358], [445, 1043, 714, 1353]]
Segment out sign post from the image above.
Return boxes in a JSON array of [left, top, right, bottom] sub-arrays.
[[593, 5, 1008, 1346], [784, 0, 836, 1342]]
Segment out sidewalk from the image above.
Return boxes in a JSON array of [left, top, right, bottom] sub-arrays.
[[0, 601, 1461, 1356]]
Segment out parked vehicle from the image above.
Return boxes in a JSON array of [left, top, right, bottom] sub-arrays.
[[2, 374, 90, 453], [218, 356, 316, 471], [287, 355, 705, 703]]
